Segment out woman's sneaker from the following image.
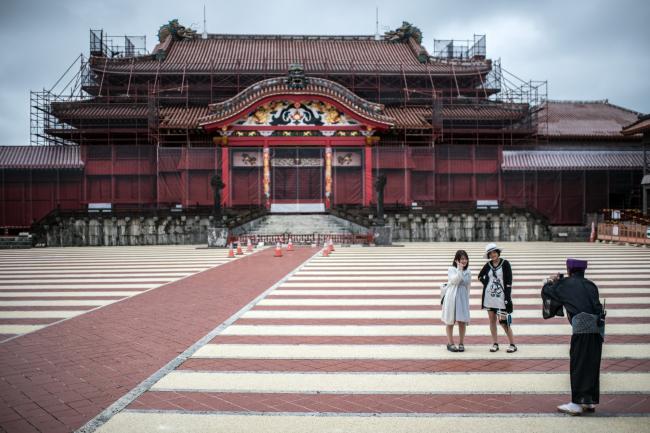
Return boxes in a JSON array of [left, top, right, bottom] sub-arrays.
[[557, 402, 583, 415]]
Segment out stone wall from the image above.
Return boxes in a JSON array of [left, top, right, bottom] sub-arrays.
[[41, 215, 215, 247], [38, 211, 552, 246], [379, 212, 551, 242]]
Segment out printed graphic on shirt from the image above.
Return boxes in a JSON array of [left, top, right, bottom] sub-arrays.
[[489, 269, 504, 298]]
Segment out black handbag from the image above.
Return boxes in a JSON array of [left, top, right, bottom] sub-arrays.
[[541, 285, 564, 319]]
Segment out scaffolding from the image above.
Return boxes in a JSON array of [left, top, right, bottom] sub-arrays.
[[89, 29, 147, 58], [432, 34, 487, 60], [22, 27, 558, 218]]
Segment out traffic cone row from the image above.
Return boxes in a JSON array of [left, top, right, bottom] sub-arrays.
[[228, 239, 258, 258]]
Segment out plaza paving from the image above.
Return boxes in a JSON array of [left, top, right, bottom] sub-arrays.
[[0, 243, 649, 432]]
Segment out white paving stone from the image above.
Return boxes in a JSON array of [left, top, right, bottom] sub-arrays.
[[151, 371, 650, 394], [221, 323, 646, 336], [193, 343, 650, 360], [94, 412, 650, 433]]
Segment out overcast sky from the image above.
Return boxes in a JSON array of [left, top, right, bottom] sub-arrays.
[[1, 0, 648, 146]]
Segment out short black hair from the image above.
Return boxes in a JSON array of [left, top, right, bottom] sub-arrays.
[[452, 250, 469, 270]]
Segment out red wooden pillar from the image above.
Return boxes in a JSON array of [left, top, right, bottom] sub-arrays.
[[324, 146, 332, 209], [404, 146, 412, 206], [263, 144, 270, 209], [221, 145, 230, 208], [364, 144, 373, 207]]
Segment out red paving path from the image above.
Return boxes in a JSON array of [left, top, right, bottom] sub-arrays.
[[128, 391, 650, 414], [0, 247, 316, 433]]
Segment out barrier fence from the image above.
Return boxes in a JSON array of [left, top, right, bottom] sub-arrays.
[[231, 233, 372, 246], [598, 223, 650, 246]]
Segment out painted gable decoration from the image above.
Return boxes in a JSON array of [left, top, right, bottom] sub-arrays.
[[235, 100, 360, 127]]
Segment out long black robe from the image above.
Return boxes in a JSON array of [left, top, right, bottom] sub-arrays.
[[541, 272, 603, 404]]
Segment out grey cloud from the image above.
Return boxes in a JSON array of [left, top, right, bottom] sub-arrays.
[[1, 0, 648, 146]]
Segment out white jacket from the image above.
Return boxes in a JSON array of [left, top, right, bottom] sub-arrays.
[[441, 266, 472, 325]]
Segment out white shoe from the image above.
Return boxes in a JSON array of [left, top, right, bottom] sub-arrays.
[[581, 404, 596, 412], [557, 402, 583, 415]]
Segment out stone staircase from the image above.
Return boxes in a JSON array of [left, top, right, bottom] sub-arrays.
[[232, 213, 368, 236]]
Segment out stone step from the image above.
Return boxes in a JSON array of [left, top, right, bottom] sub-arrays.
[[235, 214, 368, 236]]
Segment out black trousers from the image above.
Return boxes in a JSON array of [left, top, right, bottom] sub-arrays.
[[569, 333, 603, 404]]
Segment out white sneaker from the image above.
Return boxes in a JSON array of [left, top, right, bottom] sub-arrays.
[[581, 404, 596, 412], [557, 402, 583, 415]]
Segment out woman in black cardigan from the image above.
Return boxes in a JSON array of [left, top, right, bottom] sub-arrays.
[[478, 243, 517, 353]]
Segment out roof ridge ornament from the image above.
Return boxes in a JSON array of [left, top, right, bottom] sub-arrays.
[[286, 64, 309, 90], [383, 21, 423, 45], [158, 19, 198, 42]]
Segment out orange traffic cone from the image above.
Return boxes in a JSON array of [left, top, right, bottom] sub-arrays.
[[227, 244, 235, 258], [287, 238, 294, 252], [589, 221, 597, 242], [274, 242, 283, 257], [328, 237, 335, 252], [236, 242, 244, 255], [246, 238, 253, 252], [322, 242, 330, 257]]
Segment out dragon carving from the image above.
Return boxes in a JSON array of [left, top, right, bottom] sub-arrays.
[[158, 19, 198, 42], [384, 21, 423, 45]]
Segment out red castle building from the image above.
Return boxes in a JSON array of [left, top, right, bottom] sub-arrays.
[[0, 21, 644, 241]]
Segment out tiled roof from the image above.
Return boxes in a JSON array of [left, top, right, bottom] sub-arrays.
[[384, 103, 529, 129], [46, 102, 528, 130], [621, 115, 650, 135], [90, 35, 491, 76], [502, 150, 643, 171], [51, 102, 148, 119], [199, 76, 393, 127], [538, 100, 640, 137], [384, 107, 432, 129], [160, 106, 210, 129], [0, 146, 84, 170]]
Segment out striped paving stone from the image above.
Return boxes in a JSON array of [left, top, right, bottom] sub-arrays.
[[84, 242, 650, 433], [0, 245, 249, 342], [0, 245, 308, 433]]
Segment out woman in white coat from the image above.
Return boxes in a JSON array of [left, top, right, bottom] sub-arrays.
[[441, 250, 472, 352]]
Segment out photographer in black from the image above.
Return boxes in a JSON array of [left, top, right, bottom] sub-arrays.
[[541, 258, 605, 415]]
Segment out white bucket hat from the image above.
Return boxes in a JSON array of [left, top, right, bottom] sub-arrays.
[[485, 243, 502, 258]]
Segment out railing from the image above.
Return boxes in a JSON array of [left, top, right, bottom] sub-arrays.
[[232, 232, 372, 246], [597, 223, 650, 245]]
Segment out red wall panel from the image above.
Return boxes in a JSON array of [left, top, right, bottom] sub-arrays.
[[158, 173, 182, 204], [187, 171, 212, 205], [231, 168, 262, 206], [561, 172, 584, 225], [476, 174, 498, 199], [450, 174, 472, 199], [536, 172, 561, 222], [585, 171, 607, 213], [333, 168, 362, 205], [412, 171, 434, 202], [87, 176, 111, 202]]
